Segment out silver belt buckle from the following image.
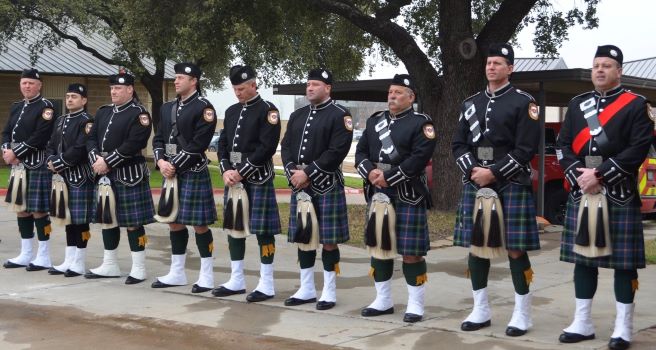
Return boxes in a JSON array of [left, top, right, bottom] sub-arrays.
[[584, 156, 603, 168], [165, 143, 178, 156], [477, 147, 494, 161], [230, 152, 242, 164], [376, 163, 391, 171]]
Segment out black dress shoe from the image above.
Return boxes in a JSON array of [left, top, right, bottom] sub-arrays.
[[84, 272, 120, 279], [361, 307, 394, 317], [211, 286, 246, 297], [316, 301, 335, 310], [246, 290, 274, 302], [284, 297, 317, 306], [3, 261, 26, 269], [151, 279, 178, 288], [461, 319, 491, 331], [191, 284, 213, 293], [48, 267, 65, 275], [64, 270, 82, 277], [403, 313, 423, 323], [125, 276, 145, 285], [505, 326, 527, 337], [558, 331, 595, 343], [608, 337, 630, 350], [26, 263, 48, 271]]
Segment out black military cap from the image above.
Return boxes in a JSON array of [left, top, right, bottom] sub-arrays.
[[488, 43, 514, 65], [308, 68, 333, 85], [229, 65, 256, 85], [21, 68, 41, 80], [174, 62, 201, 79], [595, 45, 623, 66], [67, 83, 87, 98], [390, 74, 416, 93], [108, 72, 135, 86]]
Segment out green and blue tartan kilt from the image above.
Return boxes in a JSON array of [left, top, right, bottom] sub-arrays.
[[223, 179, 281, 236], [26, 164, 51, 213], [174, 169, 217, 226], [92, 178, 155, 227], [67, 181, 95, 224], [287, 185, 350, 245], [453, 182, 540, 251], [364, 192, 430, 256], [560, 197, 645, 269]]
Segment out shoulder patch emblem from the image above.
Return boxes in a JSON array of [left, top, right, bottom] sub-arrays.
[[647, 103, 655, 122], [423, 123, 435, 139], [85, 122, 93, 135], [267, 110, 280, 125], [139, 113, 150, 127], [203, 108, 215, 123], [528, 102, 539, 121], [344, 115, 353, 131], [42, 108, 54, 121]]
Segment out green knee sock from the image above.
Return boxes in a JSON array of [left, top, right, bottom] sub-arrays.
[[34, 216, 51, 241], [468, 253, 490, 291], [195, 229, 214, 258], [322, 248, 340, 272], [128, 227, 146, 252], [227, 236, 246, 261], [18, 216, 35, 239], [403, 260, 427, 286], [102, 227, 120, 250], [509, 253, 532, 295], [298, 248, 316, 269], [257, 235, 275, 264], [170, 228, 189, 255], [370, 257, 394, 282], [574, 264, 598, 299], [614, 269, 638, 304]]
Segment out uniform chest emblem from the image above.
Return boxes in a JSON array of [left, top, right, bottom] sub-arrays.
[[203, 108, 216, 122], [423, 124, 435, 139], [85, 122, 93, 135], [139, 113, 150, 126], [42, 108, 54, 121], [647, 103, 655, 122], [344, 115, 353, 131], [267, 110, 279, 125], [528, 102, 539, 121]]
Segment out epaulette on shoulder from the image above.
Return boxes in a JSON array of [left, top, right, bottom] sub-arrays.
[[98, 103, 113, 110], [42, 98, 54, 107], [413, 111, 431, 121], [197, 96, 212, 106], [625, 89, 647, 100], [515, 89, 536, 102], [464, 91, 481, 102], [331, 102, 348, 114], [368, 110, 385, 119], [571, 91, 594, 101]]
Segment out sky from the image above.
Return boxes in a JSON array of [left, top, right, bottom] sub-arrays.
[[206, 0, 656, 119]]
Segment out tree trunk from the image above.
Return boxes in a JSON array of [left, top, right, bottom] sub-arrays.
[[140, 74, 164, 132]]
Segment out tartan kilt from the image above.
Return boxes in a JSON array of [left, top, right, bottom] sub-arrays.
[[223, 179, 281, 236], [453, 182, 540, 251], [67, 181, 95, 224], [26, 164, 51, 213], [560, 197, 645, 269], [92, 178, 155, 227], [365, 194, 430, 256], [287, 185, 349, 244], [174, 169, 217, 226]]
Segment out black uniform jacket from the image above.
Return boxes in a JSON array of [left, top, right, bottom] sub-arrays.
[[153, 91, 216, 173], [87, 98, 152, 186], [557, 86, 653, 205], [355, 107, 436, 205], [218, 94, 280, 184], [46, 110, 94, 186], [452, 83, 540, 188], [281, 98, 353, 194], [2, 94, 56, 169]]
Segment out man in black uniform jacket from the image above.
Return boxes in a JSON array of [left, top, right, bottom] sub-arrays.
[[2, 68, 56, 271], [151, 62, 217, 293], [281, 68, 352, 310]]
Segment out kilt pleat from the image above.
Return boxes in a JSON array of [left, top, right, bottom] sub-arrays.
[[67, 181, 95, 224], [287, 185, 349, 244], [92, 178, 155, 227], [222, 180, 281, 236], [175, 169, 217, 226], [560, 197, 645, 269], [453, 182, 540, 251], [25, 165, 51, 213]]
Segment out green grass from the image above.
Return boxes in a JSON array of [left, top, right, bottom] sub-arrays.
[[646, 239, 656, 265]]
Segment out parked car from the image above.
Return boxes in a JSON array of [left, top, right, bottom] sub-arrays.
[[208, 130, 222, 152]]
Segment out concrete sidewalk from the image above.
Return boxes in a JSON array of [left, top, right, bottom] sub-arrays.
[[0, 204, 655, 349]]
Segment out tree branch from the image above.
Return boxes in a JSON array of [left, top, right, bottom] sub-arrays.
[[476, 0, 538, 48], [375, 0, 412, 21]]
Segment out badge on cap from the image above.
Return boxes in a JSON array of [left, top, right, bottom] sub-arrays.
[[35, 72, 40, 79], [139, 113, 150, 126], [42, 108, 53, 121], [344, 115, 353, 131], [403, 78, 410, 86], [423, 124, 435, 139], [118, 77, 125, 84], [185, 67, 191, 73], [322, 71, 329, 79], [203, 108, 215, 122], [528, 102, 539, 121], [85, 122, 93, 135], [241, 72, 248, 80], [79, 86, 84, 92], [647, 103, 655, 122], [501, 48, 509, 55], [610, 49, 618, 57], [267, 110, 279, 125]]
